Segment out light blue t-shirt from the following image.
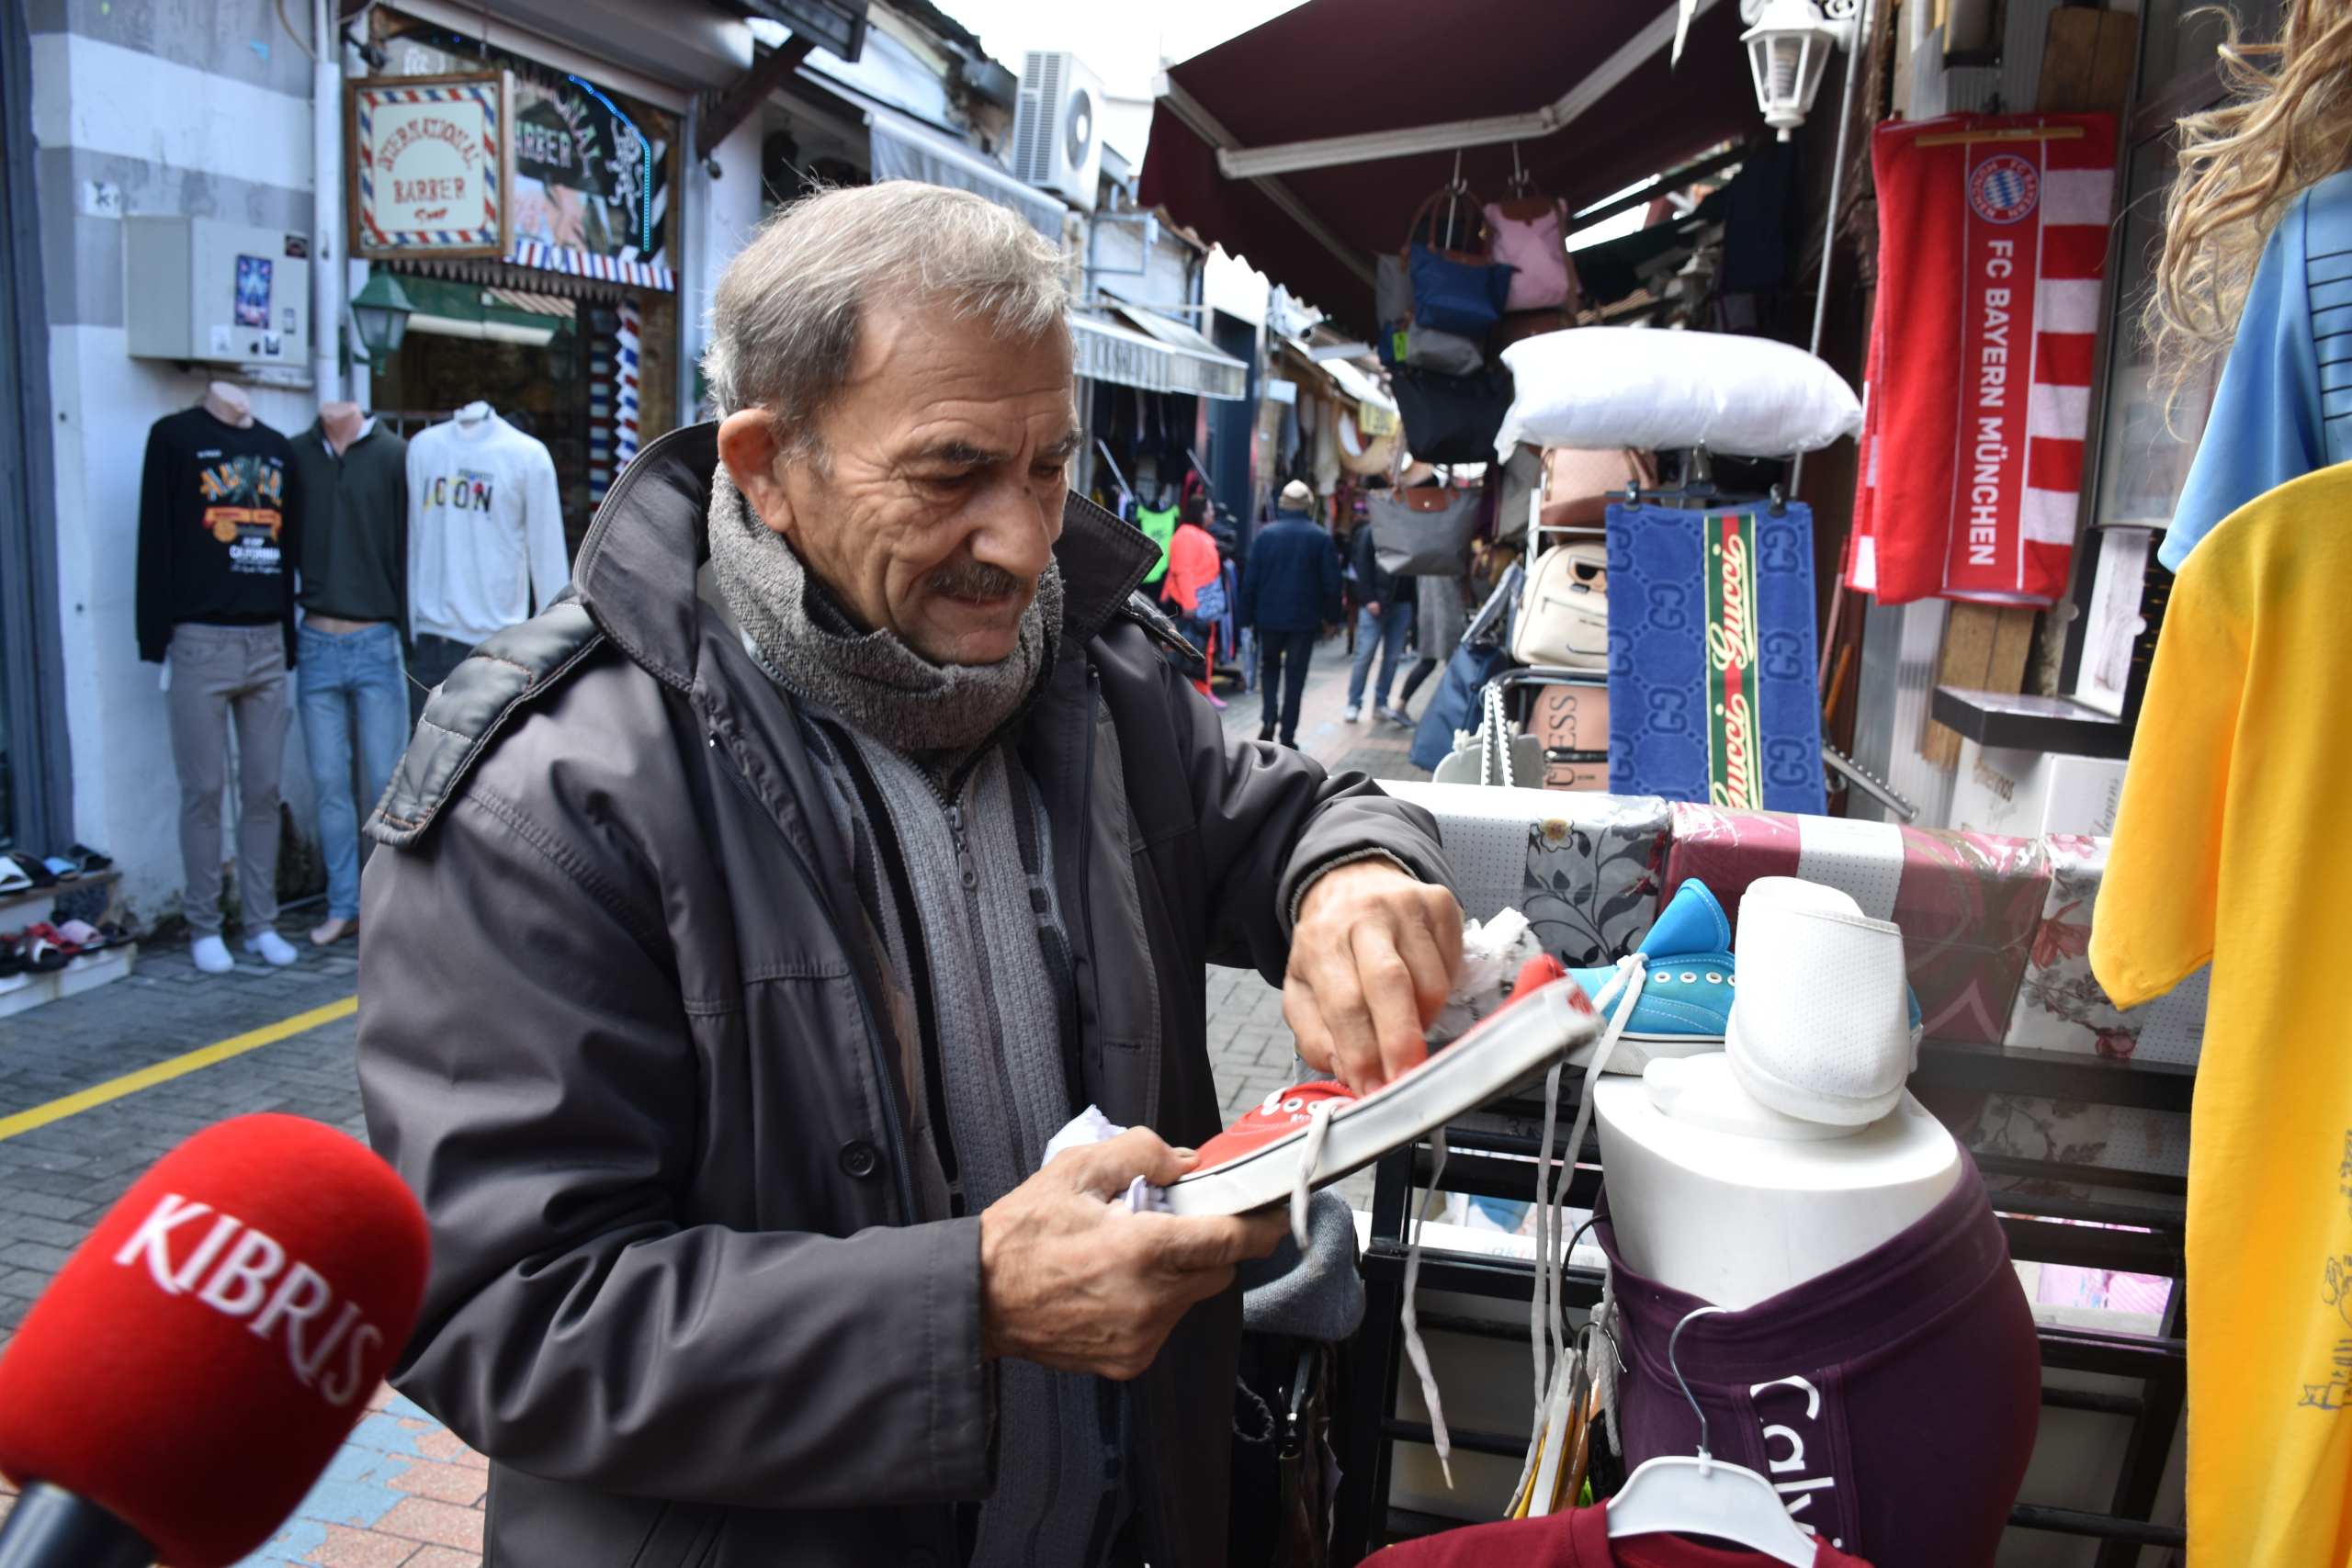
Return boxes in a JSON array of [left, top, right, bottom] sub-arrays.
[[2163, 167, 2352, 570]]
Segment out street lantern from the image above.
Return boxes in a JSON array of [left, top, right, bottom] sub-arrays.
[[349, 271, 414, 357], [1740, 0, 1858, 141]]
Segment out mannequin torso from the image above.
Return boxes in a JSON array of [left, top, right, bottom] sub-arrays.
[[1596, 1055, 1960, 1310]]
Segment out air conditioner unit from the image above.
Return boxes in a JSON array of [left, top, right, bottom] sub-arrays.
[[1013, 51, 1104, 211]]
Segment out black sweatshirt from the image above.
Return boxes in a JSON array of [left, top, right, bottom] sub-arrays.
[[135, 407, 302, 664], [290, 419, 408, 634]]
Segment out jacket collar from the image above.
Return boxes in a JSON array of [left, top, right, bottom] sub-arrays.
[[569, 421, 1159, 694]]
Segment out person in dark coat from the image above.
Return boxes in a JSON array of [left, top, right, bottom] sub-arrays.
[[1238, 479, 1343, 746], [354, 185, 1465, 1568]]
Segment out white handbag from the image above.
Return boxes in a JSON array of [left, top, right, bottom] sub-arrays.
[[1510, 541, 1610, 669], [1431, 682, 1544, 787]]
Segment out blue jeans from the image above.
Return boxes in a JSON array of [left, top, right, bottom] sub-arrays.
[[1346, 599, 1415, 710], [298, 622, 409, 919], [1257, 627, 1318, 743]]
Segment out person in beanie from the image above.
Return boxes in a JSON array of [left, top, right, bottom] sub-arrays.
[[1237, 479, 1342, 747]]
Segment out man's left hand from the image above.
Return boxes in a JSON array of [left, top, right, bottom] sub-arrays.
[[1283, 861, 1462, 1093]]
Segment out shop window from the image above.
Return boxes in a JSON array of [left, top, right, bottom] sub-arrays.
[[2088, 136, 2219, 534]]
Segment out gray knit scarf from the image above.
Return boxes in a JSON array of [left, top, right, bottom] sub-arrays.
[[707, 468, 1061, 763]]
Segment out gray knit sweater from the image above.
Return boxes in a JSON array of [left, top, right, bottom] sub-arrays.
[[707, 471, 1118, 1568]]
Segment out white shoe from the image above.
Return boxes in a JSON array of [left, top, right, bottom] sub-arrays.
[[1343, 705, 1362, 722], [1724, 877, 1917, 1125], [243, 930, 300, 967], [190, 935, 234, 975]]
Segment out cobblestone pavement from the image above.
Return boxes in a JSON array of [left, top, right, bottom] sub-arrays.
[[0, 640, 1426, 1563]]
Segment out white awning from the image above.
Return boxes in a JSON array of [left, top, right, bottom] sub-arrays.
[[1073, 312, 1250, 400], [863, 103, 1068, 243]]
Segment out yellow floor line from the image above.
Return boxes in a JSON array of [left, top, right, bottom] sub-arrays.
[[0, 995, 358, 1144]]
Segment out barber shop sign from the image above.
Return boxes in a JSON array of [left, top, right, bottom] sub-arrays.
[[347, 73, 515, 259]]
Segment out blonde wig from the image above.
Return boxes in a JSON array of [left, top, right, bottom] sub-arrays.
[[2150, 0, 2352, 390]]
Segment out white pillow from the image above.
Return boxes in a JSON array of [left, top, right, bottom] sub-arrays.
[[1495, 326, 1862, 458]]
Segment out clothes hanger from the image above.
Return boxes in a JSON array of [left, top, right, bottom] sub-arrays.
[[1604, 1305, 1819, 1567]]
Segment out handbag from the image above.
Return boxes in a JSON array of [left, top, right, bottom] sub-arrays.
[[1430, 681, 1545, 788], [1511, 540, 1610, 669], [1402, 186, 1514, 337], [1403, 326, 1486, 376], [1543, 446, 1659, 529], [1485, 186, 1578, 312], [1409, 640, 1517, 771], [1368, 480, 1480, 576], [1391, 367, 1515, 465]]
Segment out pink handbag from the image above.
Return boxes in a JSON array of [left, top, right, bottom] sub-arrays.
[[1485, 193, 1577, 312]]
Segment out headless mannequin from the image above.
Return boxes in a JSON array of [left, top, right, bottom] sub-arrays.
[[1596, 878, 1962, 1310], [321, 400, 366, 457], [1595, 1066, 1958, 1309], [307, 401, 381, 637], [204, 380, 253, 429]]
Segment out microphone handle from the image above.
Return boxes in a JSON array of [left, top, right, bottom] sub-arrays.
[[0, 1483, 152, 1568]]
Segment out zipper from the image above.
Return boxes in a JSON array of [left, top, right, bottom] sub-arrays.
[[710, 734, 919, 1224], [1077, 667, 1102, 1073]]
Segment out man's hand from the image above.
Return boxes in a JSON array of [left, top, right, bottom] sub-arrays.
[[980, 1129, 1283, 1381], [1284, 860, 1463, 1092], [1366, 601, 1381, 617]]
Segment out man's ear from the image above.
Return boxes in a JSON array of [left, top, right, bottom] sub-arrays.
[[716, 409, 796, 538]]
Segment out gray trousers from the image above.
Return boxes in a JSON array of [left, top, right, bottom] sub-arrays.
[[166, 623, 288, 937]]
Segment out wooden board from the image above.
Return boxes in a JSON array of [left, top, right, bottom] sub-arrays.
[[1922, 604, 2041, 767], [2038, 9, 2139, 116]]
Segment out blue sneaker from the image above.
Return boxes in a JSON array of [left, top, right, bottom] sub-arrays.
[[1566, 879, 1737, 1074]]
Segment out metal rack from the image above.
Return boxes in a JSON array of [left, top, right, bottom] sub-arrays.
[[1329, 1055, 2189, 1564]]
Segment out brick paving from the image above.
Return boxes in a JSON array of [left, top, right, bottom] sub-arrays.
[[0, 641, 1426, 1563]]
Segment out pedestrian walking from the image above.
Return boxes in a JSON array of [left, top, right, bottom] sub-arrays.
[[1238, 479, 1343, 747], [1159, 493, 1227, 705], [1344, 515, 1414, 726]]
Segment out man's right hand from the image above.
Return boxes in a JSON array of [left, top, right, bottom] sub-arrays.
[[979, 1129, 1283, 1381]]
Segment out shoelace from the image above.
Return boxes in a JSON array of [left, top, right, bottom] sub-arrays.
[[1512, 953, 1649, 1515], [1291, 1096, 1337, 1248], [1398, 1124, 1454, 1488]]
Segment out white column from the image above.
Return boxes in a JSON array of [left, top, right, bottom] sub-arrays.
[[311, 0, 344, 405]]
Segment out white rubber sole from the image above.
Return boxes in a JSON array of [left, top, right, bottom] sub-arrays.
[[1162, 980, 1605, 1217]]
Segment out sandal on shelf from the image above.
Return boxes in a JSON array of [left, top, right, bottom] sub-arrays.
[[20, 925, 75, 973], [64, 844, 111, 874], [0, 933, 23, 977], [0, 860, 29, 897], [55, 919, 105, 951]]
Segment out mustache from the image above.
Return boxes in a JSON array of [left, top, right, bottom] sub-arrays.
[[927, 560, 1029, 600]]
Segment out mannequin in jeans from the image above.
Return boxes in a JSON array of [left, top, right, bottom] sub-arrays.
[[138, 380, 303, 974], [289, 400, 409, 946]]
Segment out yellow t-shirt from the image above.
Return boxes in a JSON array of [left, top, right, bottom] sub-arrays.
[[2092, 462, 2352, 1564]]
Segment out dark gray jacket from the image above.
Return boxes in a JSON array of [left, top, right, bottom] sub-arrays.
[[355, 423, 1455, 1568]]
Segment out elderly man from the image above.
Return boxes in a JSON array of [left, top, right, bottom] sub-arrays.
[[356, 184, 1463, 1568]]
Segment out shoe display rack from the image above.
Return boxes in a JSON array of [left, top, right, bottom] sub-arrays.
[[1329, 1052, 2188, 1565], [0, 871, 135, 1019]]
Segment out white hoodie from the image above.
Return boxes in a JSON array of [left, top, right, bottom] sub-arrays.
[[407, 405, 569, 646]]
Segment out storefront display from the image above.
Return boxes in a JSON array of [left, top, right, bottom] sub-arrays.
[[360, 21, 679, 555]]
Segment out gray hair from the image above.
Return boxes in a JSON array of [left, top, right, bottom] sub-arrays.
[[703, 183, 1071, 456]]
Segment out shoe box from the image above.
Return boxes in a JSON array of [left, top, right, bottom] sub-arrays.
[[1518, 682, 1608, 792], [1946, 739, 2128, 839], [1662, 805, 2046, 1045]]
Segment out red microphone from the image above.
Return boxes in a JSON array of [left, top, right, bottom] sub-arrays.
[[0, 1114, 430, 1568]]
